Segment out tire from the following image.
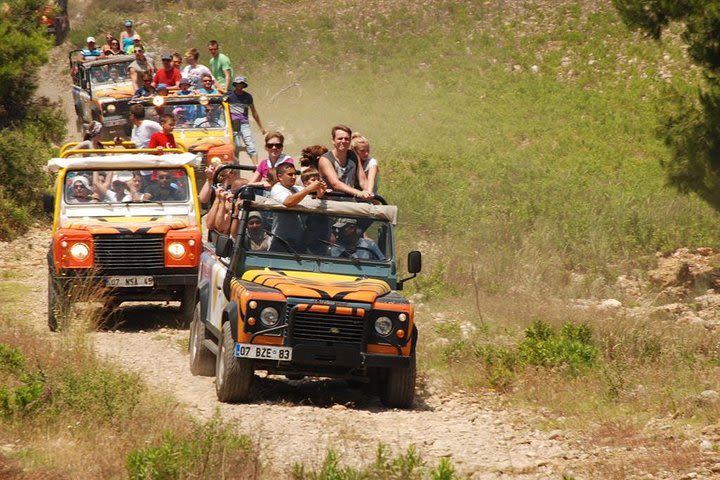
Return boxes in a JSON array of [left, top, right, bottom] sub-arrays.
[[189, 304, 215, 376], [215, 321, 253, 402], [47, 274, 68, 332], [379, 354, 416, 409], [178, 286, 196, 327]]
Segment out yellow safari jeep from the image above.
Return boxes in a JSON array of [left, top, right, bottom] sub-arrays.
[[46, 147, 203, 330], [129, 94, 236, 181]]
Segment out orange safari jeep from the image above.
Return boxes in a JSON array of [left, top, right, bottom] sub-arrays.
[[46, 147, 203, 330]]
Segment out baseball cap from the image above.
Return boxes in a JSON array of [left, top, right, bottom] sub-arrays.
[[333, 218, 358, 229], [86, 36, 96, 43], [124, 20, 133, 27], [132, 33, 141, 40], [156, 83, 168, 91], [248, 211, 262, 221], [178, 76, 191, 85], [232, 75, 248, 86], [161, 53, 173, 61]]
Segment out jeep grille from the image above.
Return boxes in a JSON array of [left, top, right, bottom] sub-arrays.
[[289, 307, 365, 346], [94, 234, 165, 271]]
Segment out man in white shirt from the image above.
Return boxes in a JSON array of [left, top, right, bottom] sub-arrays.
[[269, 163, 326, 253], [129, 104, 162, 148]]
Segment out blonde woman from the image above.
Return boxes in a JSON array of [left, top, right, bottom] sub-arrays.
[[351, 133, 379, 195]]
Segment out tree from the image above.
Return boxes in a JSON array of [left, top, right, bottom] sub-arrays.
[[614, 0, 720, 209], [0, 0, 64, 240]]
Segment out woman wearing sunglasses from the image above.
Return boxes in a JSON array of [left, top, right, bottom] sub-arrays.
[[248, 131, 295, 188]]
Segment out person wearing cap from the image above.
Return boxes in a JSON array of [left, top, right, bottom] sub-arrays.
[[154, 53, 182, 88], [68, 176, 95, 203], [243, 212, 270, 251], [227, 75, 266, 164], [119, 20, 135, 53], [330, 218, 384, 260], [176, 77, 193, 96], [182, 48, 213, 90], [207, 40, 233, 91], [81, 36, 102, 61], [125, 33, 142, 54], [128, 47, 154, 90]]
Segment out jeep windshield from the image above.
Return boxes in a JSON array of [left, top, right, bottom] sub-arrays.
[[143, 104, 227, 130], [88, 62, 133, 87], [243, 209, 392, 262], [63, 168, 190, 204]]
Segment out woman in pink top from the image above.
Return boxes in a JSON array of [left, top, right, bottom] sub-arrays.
[[248, 131, 295, 188]]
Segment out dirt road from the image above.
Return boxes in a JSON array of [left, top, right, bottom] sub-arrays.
[[9, 228, 588, 479]]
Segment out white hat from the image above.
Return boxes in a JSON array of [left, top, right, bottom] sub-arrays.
[[72, 176, 91, 190], [86, 36, 96, 43]]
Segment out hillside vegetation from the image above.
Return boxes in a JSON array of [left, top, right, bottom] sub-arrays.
[[6, 1, 718, 478], [78, 0, 719, 297]]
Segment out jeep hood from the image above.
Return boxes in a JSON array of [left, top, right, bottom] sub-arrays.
[[242, 269, 391, 303], [61, 218, 192, 234]]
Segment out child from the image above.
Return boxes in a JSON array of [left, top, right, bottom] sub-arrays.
[[177, 77, 193, 95], [301, 167, 325, 199], [149, 114, 177, 152]]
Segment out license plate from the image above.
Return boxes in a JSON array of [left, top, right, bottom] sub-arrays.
[[105, 276, 154, 287], [103, 117, 126, 127], [234, 343, 292, 361]]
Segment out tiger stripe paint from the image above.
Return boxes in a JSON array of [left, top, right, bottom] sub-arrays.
[[241, 269, 390, 303]]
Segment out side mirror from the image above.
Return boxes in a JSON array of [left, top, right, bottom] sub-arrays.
[[407, 250, 422, 274], [43, 192, 55, 215], [214, 234, 234, 258]]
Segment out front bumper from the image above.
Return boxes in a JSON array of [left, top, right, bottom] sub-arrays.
[[52, 270, 197, 301]]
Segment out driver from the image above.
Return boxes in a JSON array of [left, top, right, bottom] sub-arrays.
[[143, 170, 183, 201], [192, 104, 223, 127], [330, 218, 384, 260]]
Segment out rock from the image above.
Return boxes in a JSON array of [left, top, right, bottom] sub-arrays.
[[700, 439, 713, 451], [700, 390, 720, 402], [710, 463, 720, 473], [697, 247, 714, 256], [530, 65, 539, 74], [548, 430, 562, 440], [598, 299, 622, 310]]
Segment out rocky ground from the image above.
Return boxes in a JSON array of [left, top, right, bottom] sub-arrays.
[[7, 225, 720, 479]]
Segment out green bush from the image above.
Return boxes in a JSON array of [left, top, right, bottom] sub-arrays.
[[126, 417, 255, 480], [517, 320, 598, 376], [53, 366, 144, 421], [291, 444, 460, 480], [0, 344, 45, 418]]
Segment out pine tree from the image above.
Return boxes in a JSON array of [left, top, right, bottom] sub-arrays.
[[614, 0, 720, 209]]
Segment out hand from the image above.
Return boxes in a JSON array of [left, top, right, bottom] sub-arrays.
[[357, 190, 373, 199], [260, 128, 267, 135], [204, 163, 217, 180]]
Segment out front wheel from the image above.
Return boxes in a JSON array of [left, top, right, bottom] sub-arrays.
[[178, 287, 196, 327], [378, 354, 416, 409], [189, 304, 215, 376], [215, 321, 253, 402], [48, 274, 70, 332]]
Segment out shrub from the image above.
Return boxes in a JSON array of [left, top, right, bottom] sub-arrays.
[[0, 344, 45, 418], [517, 320, 598, 376], [126, 417, 256, 480]]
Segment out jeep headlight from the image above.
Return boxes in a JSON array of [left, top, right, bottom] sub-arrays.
[[106, 104, 116, 114], [199, 95, 209, 106], [69, 243, 89, 261], [374, 316, 393, 337], [167, 242, 186, 259], [259, 306, 279, 327], [153, 95, 165, 107]]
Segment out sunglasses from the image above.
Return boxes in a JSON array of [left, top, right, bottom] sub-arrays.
[[157, 175, 170, 179], [266, 143, 283, 149], [202, 79, 213, 83], [73, 184, 86, 189]]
